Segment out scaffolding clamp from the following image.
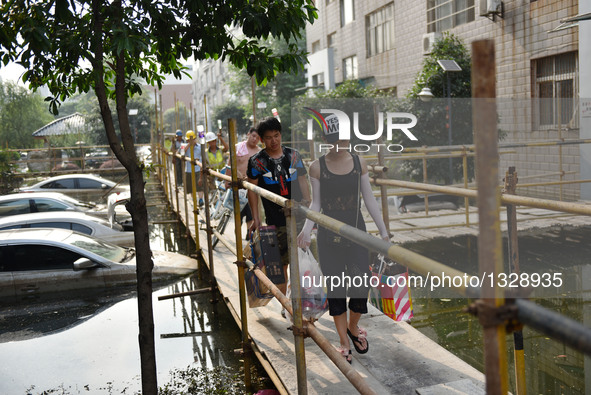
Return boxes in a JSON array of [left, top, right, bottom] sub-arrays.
[[465, 299, 523, 333], [234, 259, 248, 268], [290, 324, 310, 338], [229, 179, 245, 189]]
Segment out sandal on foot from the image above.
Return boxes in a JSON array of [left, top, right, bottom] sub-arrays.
[[347, 327, 369, 354], [336, 346, 352, 364]]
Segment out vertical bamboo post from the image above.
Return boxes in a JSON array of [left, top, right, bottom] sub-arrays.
[[286, 201, 308, 394], [200, 125, 217, 304], [472, 39, 509, 395], [375, 105, 391, 235], [557, 90, 564, 201], [422, 155, 429, 214], [228, 118, 252, 391], [462, 147, 470, 226], [251, 76, 257, 126], [504, 167, 527, 395]]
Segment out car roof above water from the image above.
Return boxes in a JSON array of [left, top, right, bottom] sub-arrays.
[[0, 227, 75, 243]]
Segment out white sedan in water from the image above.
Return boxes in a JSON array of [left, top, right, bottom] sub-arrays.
[[19, 174, 129, 203], [0, 211, 135, 246], [0, 228, 197, 298]]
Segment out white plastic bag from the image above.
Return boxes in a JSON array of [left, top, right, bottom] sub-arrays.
[[286, 248, 328, 321]]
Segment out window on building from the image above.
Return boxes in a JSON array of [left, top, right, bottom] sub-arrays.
[[427, 0, 475, 33], [312, 40, 321, 53], [327, 32, 336, 48], [533, 52, 578, 128], [312, 73, 325, 87], [340, 0, 355, 26], [343, 56, 358, 80], [366, 3, 395, 57]]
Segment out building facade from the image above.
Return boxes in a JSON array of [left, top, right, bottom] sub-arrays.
[[305, 0, 582, 200], [192, 58, 233, 134]]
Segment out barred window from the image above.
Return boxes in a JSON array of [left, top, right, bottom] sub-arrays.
[[533, 52, 578, 128], [427, 0, 475, 33], [366, 3, 395, 57]]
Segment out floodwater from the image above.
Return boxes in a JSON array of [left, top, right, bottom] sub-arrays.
[[406, 226, 591, 395], [0, 178, 261, 394]]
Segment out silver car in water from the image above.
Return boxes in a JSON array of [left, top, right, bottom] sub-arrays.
[[19, 174, 129, 203], [0, 211, 135, 246], [0, 228, 196, 298]]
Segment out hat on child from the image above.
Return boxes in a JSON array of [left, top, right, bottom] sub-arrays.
[[323, 114, 340, 143]]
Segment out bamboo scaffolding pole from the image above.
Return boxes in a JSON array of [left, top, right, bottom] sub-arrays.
[[371, 178, 591, 216], [504, 167, 527, 395], [227, 118, 252, 390], [472, 39, 508, 395]]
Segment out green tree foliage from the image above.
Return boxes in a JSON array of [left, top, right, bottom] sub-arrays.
[[0, 80, 53, 149], [314, 79, 389, 99], [0, 149, 20, 194], [0, 2, 316, 394], [162, 102, 193, 134], [225, 32, 308, 140], [291, 80, 391, 154], [211, 101, 250, 136]]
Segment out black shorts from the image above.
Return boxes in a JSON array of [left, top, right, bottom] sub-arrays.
[[240, 202, 252, 222]]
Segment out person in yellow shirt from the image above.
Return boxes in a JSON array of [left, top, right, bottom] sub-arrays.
[[205, 131, 229, 171]]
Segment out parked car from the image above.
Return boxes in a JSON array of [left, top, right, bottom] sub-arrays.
[[84, 149, 110, 169], [19, 174, 129, 203], [0, 192, 95, 217], [0, 211, 135, 246], [0, 228, 197, 298]]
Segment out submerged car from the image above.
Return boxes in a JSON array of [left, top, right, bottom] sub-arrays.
[[0, 192, 132, 228], [0, 192, 95, 217], [0, 211, 135, 246], [19, 174, 129, 203], [0, 228, 196, 298]]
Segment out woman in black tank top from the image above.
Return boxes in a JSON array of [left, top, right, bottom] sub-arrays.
[[298, 137, 390, 364]]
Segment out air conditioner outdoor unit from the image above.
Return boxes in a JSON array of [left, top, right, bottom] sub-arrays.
[[479, 0, 502, 16], [422, 32, 442, 56]]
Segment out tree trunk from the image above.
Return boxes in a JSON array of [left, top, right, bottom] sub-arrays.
[[90, 3, 158, 393], [127, 164, 158, 395]]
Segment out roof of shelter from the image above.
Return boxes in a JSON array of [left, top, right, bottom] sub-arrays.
[[32, 112, 86, 138]]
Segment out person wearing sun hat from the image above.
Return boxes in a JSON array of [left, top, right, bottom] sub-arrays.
[[205, 131, 229, 172], [297, 113, 390, 364]]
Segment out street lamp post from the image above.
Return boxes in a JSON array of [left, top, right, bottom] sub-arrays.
[[437, 60, 462, 184], [418, 61, 462, 184]]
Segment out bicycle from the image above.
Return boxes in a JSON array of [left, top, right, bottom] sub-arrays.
[[206, 166, 248, 249], [210, 185, 248, 249]]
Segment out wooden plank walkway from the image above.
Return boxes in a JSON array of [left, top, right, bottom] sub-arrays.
[[162, 175, 486, 394]]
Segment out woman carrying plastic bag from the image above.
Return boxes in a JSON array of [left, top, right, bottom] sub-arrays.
[[297, 114, 390, 364]]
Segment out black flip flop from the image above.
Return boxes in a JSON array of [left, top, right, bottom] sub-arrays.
[[347, 328, 369, 354]]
